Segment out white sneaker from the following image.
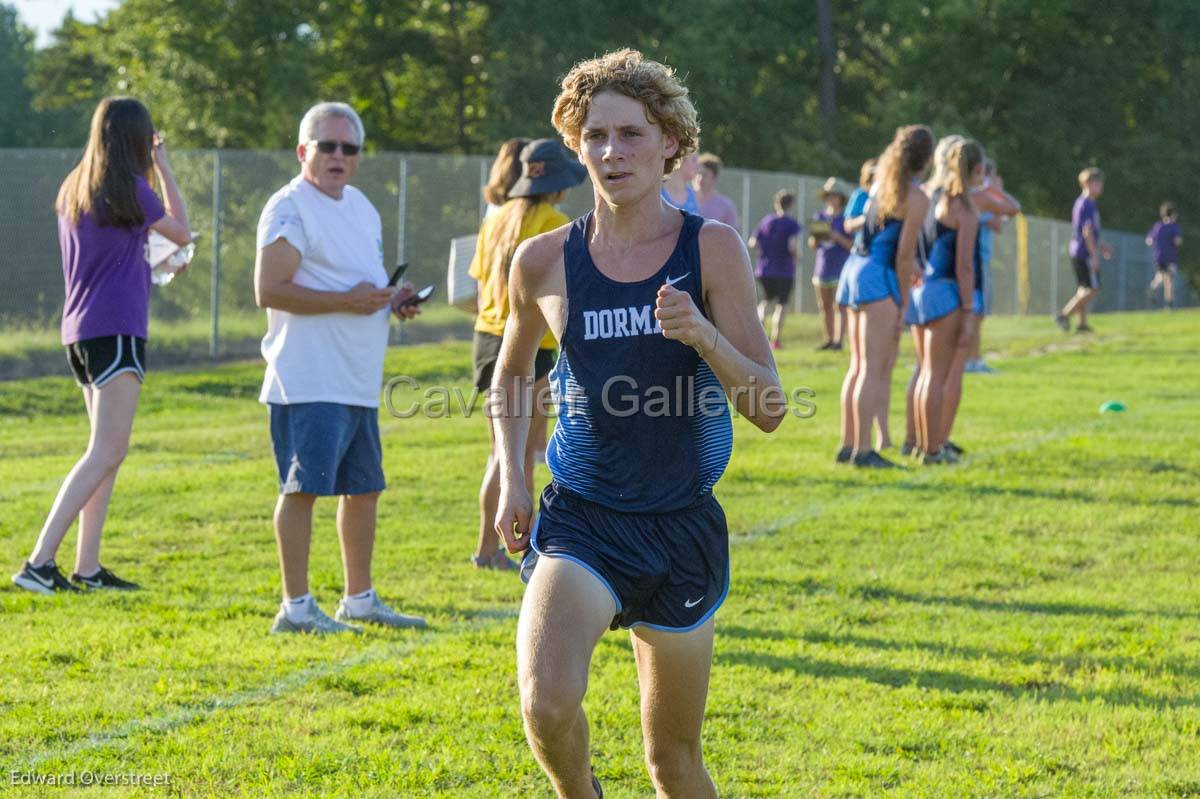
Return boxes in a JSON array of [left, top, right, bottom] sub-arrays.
[[270, 601, 361, 635], [335, 594, 426, 629]]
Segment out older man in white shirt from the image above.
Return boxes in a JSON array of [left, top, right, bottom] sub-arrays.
[[254, 101, 424, 634]]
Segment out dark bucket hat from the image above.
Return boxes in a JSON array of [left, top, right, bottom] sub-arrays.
[[508, 139, 588, 198]]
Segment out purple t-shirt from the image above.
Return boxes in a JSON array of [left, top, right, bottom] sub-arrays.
[[697, 192, 738, 229], [59, 176, 165, 345], [813, 211, 849, 281], [753, 214, 802, 279], [1148, 221, 1181, 265], [1069, 194, 1100, 260]]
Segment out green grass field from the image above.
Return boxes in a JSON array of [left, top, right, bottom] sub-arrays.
[[0, 304, 474, 380], [1, 311, 1198, 798]]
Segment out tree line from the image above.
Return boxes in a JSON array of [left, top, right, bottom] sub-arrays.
[[2, 0, 1198, 252]]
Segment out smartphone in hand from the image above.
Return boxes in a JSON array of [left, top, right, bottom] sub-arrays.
[[395, 284, 435, 310]]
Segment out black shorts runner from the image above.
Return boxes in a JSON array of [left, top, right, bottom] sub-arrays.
[[529, 482, 730, 632], [1072, 255, 1100, 290], [65, 335, 146, 388], [758, 276, 794, 304], [472, 331, 556, 391]]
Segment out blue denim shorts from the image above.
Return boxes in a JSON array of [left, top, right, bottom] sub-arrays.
[[268, 403, 386, 496]]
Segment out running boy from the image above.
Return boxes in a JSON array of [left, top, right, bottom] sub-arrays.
[[491, 49, 784, 798]]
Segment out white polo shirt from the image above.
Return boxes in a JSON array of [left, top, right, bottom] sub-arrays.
[[256, 176, 389, 407]]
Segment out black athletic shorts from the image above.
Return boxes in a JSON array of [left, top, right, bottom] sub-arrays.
[[65, 335, 146, 388], [529, 482, 730, 632], [759, 276, 794, 304], [472, 331, 556, 391], [1156, 262, 1177, 274], [1072, 255, 1100, 290]]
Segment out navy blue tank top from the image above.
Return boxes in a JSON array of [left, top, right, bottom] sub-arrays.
[[926, 221, 983, 285], [546, 211, 733, 513], [856, 182, 930, 269]]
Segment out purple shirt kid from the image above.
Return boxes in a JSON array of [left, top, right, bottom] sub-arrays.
[[59, 176, 165, 345], [1069, 194, 1100, 261], [813, 211, 849, 282], [753, 214, 802, 279], [1147, 221, 1181, 266]]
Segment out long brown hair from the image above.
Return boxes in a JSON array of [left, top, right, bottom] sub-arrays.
[[56, 97, 156, 228], [483, 138, 529, 207], [943, 139, 984, 211], [487, 194, 555, 309], [874, 125, 934, 222]]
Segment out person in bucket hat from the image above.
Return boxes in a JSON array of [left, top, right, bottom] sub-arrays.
[[468, 138, 587, 572], [809, 176, 853, 350]]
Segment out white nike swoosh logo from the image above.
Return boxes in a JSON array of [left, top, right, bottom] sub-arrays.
[[684, 596, 704, 608], [30, 570, 54, 587], [665, 273, 690, 287]]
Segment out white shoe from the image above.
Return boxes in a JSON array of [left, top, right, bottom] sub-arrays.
[[335, 594, 426, 629], [270, 601, 361, 635]]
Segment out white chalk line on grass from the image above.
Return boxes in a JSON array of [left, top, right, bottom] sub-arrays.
[[16, 378, 1190, 767], [16, 610, 516, 770]]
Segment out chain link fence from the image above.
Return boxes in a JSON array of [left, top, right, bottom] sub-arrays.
[[1, 148, 1191, 373]]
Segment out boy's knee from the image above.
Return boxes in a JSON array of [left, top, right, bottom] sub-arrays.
[[645, 737, 704, 792], [521, 677, 585, 740]]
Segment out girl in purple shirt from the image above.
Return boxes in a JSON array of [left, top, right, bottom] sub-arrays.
[[12, 97, 192, 595]]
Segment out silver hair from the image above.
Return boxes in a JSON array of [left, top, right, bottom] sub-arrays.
[[298, 102, 365, 146]]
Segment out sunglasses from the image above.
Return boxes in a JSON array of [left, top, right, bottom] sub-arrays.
[[309, 140, 361, 156]]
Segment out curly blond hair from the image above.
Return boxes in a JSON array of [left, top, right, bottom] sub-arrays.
[[552, 49, 700, 175]]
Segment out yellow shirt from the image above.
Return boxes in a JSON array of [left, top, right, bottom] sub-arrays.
[[469, 201, 566, 348]]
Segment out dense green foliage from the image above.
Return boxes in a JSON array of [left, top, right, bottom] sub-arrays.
[[2, 311, 1199, 796], [2, 0, 1198, 239]]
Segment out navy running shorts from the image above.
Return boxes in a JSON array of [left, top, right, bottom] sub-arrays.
[[268, 402, 386, 496], [530, 482, 730, 632]]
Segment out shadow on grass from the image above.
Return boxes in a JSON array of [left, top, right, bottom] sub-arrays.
[[717, 645, 1196, 709], [734, 575, 1200, 621], [848, 583, 1200, 620], [787, 472, 1199, 509], [720, 625, 1200, 684]]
